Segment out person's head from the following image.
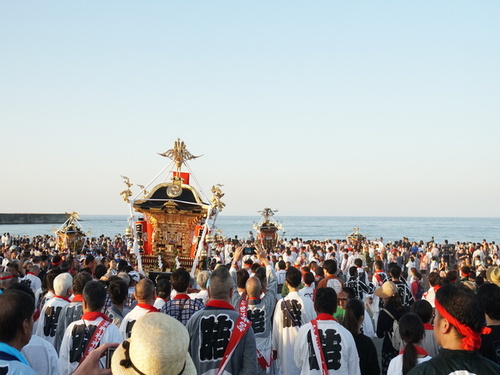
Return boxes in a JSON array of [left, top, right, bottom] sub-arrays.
[[53, 272, 73, 297], [434, 283, 487, 350], [245, 277, 262, 298], [314, 287, 337, 315], [348, 266, 358, 277], [134, 278, 156, 305], [343, 298, 365, 337], [285, 267, 302, 289], [196, 271, 210, 291], [208, 266, 233, 301], [303, 272, 315, 287], [354, 258, 363, 268], [83, 281, 107, 312], [72, 271, 93, 295], [411, 299, 433, 324], [0, 272, 16, 289], [428, 272, 441, 288], [108, 279, 129, 306], [94, 264, 107, 280], [84, 255, 96, 271], [477, 283, 500, 321], [399, 313, 425, 375], [111, 313, 196, 375], [156, 279, 171, 300], [171, 268, 190, 293], [323, 259, 337, 275], [374, 260, 384, 271], [389, 264, 402, 279], [278, 260, 286, 270], [236, 269, 249, 290], [0, 289, 35, 349]]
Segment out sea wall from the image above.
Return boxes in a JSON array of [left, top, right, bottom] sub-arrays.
[[0, 213, 67, 224]]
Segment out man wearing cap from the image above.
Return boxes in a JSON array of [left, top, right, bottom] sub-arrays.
[[0, 289, 37, 374], [408, 283, 500, 374], [112, 312, 196, 375], [34, 272, 73, 347], [120, 278, 158, 339], [294, 287, 361, 375], [186, 266, 257, 375], [59, 281, 122, 375]]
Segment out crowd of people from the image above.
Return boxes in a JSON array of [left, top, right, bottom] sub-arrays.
[[1, 232, 500, 375]]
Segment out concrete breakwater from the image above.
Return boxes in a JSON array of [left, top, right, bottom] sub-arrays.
[[0, 213, 67, 225]]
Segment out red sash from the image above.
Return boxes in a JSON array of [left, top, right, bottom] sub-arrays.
[[399, 345, 428, 356], [78, 316, 111, 365], [72, 294, 84, 302], [310, 319, 329, 375], [216, 299, 253, 375], [137, 303, 159, 313], [54, 295, 71, 303]]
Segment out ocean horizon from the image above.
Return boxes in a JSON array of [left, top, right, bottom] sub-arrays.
[[1, 215, 499, 244]]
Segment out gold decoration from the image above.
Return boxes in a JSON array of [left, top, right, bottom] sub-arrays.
[[210, 184, 225, 212], [158, 139, 202, 173], [120, 175, 133, 203], [137, 185, 149, 198]]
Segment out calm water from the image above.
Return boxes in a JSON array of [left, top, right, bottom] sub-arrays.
[[0, 215, 499, 244]]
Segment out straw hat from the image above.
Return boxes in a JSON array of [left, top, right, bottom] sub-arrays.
[[486, 266, 500, 286], [374, 281, 398, 299], [112, 312, 196, 375]]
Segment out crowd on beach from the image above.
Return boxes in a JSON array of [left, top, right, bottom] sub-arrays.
[[1, 231, 500, 375]]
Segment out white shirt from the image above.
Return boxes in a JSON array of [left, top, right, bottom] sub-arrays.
[[387, 353, 431, 375], [34, 296, 70, 347], [22, 335, 61, 375], [120, 304, 153, 339]]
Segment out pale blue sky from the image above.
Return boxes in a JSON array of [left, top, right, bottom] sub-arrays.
[[1, 2, 499, 217]]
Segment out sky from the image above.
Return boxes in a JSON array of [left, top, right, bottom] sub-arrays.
[[1, 2, 499, 217]]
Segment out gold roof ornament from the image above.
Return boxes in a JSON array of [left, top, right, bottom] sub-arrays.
[[210, 184, 225, 212], [120, 175, 133, 203], [158, 139, 202, 174], [258, 207, 277, 221]]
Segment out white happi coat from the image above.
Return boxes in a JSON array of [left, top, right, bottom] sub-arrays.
[[272, 291, 316, 375], [34, 296, 70, 347], [294, 318, 361, 375], [59, 316, 122, 375]]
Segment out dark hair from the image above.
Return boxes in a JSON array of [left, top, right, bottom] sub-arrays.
[[171, 268, 190, 293], [117, 259, 128, 272], [254, 267, 267, 290], [323, 259, 337, 275], [286, 267, 302, 288], [477, 283, 500, 320], [0, 289, 35, 342], [278, 260, 286, 270], [314, 287, 337, 315], [83, 281, 107, 311], [390, 264, 402, 279], [156, 279, 171, 300], [446, 270, 458, 283], [348, 266, 358, 277], [236, 269, 249, 289], [107, 279, 128, 305], [316, 266, 324, 277], [399, 313, 425, 375], [343, 298, 364, 337], [436, 283, 486, 334], [411, 299, 433, 324], [341, 286, 356, 300], [428, 272, 441, 287], [84, 255, 95, 266], [354, 258, 363, 268], [94, 264, 107, 280], [43, 269, 61, 293], [374, 260, 384, 271], [385, 291, 405, 316], [251, 263, 261, 273], [72, 272, 93, 295], [303, 272, 315, 286]]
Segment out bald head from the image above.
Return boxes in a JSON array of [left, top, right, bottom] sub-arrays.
[[134, 278, 155, 304], [246, 277, 262, 298]]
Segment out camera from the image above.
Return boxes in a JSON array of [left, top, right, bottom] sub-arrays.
[[243, 247, 256, 256]]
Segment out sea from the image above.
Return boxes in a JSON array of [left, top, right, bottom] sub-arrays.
[[0, 215, 499, 244]]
